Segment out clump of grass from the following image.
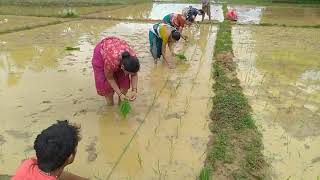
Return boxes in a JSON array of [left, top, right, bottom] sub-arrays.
[[119, 100, 131, 118], [65, 46, 80, 51], [203, 3, 269, 180], [176, 53, 187, 61], [61, 8, 78, 18], [199, 166, 212, 180]]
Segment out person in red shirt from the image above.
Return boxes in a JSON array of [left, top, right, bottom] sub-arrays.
[[12, 120, 88, 180], [226, 9, 238, 21]]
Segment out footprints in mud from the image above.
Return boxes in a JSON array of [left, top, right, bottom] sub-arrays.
[[73, 109, 88, 117], [5, 130, 32, 140], [0, 135, 6, 146], [85, 136, 98, 162]]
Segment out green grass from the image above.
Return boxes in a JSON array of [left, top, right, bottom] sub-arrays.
[[65, 47, 80, 51], [199, 166, 212, 180], [203, 3, 269, 179]]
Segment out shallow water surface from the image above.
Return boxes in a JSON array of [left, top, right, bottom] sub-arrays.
[[0, 5, 124, 17], [87, 3, 224, 22], [0, 15, 63, 33], [228, 5, 264, 24], [0, 19, 216, 179], [232, 25, 320, 180], [261, 6, 320, 26]]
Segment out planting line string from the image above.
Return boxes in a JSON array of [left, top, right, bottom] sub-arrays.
[[106, 76, 170, 180]]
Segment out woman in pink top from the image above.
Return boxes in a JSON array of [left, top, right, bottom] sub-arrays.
[[92, 36, 140, 105]]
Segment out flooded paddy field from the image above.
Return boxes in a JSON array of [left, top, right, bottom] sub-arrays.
[[0, 15, 64, 33], [0, 5, 125, 17], [0, 17, 217, 179], [228, 5, 320, 25], [85, 3, 224, 22], [233, 25, 320, 179], [0, 2, 320, 179]]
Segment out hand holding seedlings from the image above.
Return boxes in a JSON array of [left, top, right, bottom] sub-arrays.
[[119, 100, 131, 118]]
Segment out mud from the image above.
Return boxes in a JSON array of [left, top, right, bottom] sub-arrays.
[[232, 25, 320, 180], [0, 5, 124, 17], [261, 6, 320, 26], [0, 15, 63, 33], [0, 18, 216, 179]]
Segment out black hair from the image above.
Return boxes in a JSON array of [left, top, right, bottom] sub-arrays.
[[171, 30, 181, 41], [187, 16, 195, 22], [121, 51, 140, 73], [34, 120, 81, 172]]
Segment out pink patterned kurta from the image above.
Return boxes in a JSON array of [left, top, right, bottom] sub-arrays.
[[92, 37, 136, 96]]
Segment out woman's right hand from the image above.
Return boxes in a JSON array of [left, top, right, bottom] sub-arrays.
[[119, 93, 128, 101]]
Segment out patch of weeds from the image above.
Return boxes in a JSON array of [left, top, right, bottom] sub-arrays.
[[232, 170, 249, 180], [215, 20, 232, 54], [65, 46, 80, 51], [211, 90, 249, 127], [204, 3, 269, 179], [209, 132, 227, 161], [243, 137, 264, 171], [199, 166, 212, 180], [61, 8, 79, 18], [240, 113, 255, 129]]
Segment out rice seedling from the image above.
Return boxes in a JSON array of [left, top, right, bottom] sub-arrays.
[[137, 153, 143, 168], [175, 53, 187, 61], [61, 8, 79, 17], [65, 46, 80, 51], [199, 166, 212, 180], [119, 100, 131, 118]]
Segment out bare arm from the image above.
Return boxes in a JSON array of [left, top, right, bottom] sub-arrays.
[[162, 42, 169, 64], [168, 41, 175, 56], [105, 71, 122, 96], [131, 73, 138, 91], [129, 73, 138, 101]]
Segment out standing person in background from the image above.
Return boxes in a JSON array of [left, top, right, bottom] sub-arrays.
[[201, 0, 211, 21], [12, 120, 88, 180]]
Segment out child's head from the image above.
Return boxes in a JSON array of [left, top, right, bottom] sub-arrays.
[[34, 120, 81, 172]]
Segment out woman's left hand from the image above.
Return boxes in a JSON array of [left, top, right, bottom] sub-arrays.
[[129, 90, 137, 101]]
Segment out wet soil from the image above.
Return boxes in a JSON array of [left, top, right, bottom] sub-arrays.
[[232, 25, 320, 179]]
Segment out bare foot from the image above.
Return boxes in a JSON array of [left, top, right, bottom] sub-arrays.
[[105, 96, 114, 106]]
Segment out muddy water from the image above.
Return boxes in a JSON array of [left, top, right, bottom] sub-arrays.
[[0, 5, 124, 17], [261, 6, 320, 26], [232, 26, 320, 179], [0, 18, 216, 179], [87, 3, 224, 22], [0, 15, 63, 33]]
